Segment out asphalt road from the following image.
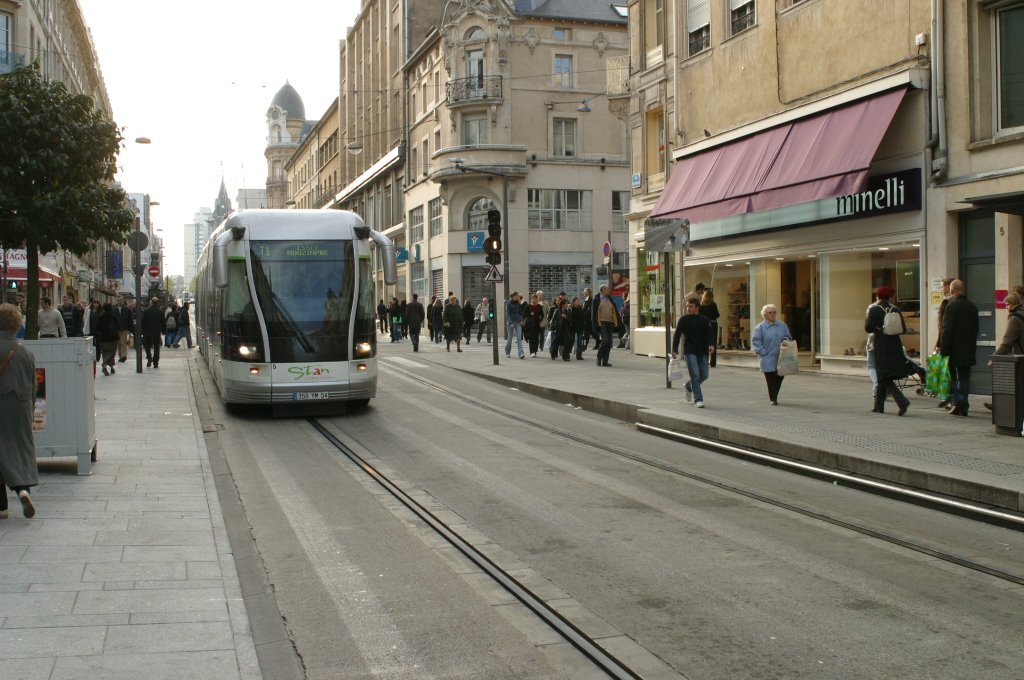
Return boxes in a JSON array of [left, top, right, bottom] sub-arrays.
[[206, 348, 1024, 679]]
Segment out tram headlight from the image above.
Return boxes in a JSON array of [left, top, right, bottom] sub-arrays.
[[354, 341, 373, 358], [238, 345, 258, 357]]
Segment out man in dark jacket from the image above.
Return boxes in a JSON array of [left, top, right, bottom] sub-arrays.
[[672, 297, 715, 407], [114, 296, 134, 362], [59, 296, 84, 337], [140, 297, 165, 368], [939, 279, 979, 416], [405, 293, 426, 351], [461, 299, 475, 344]]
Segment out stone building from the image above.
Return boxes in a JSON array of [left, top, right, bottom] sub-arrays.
[[624, 0, 1023, 396], [297, 0, 631, 318], [265, 81, 314, 209], [1, 0, 117, 302]]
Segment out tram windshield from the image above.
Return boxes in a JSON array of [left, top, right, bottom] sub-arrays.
[[250, 240, 355, 362]]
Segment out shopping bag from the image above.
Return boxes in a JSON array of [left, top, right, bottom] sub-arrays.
[[777, 342, 799, 376], [925, 352, 950, 400], [668, 357, 684, 382], [543, 330, 554, 350]]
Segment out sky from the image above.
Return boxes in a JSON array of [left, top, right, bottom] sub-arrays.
[[78, 1, 361, 276]]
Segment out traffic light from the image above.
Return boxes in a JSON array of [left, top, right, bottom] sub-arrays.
[[485, 209, 502, 266], [488, 299, 496, 319]]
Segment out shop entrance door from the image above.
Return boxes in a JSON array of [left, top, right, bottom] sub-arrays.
[[962, 259, 995, 395], [781, 261, 815, 355], [959, 211, 996, 396]]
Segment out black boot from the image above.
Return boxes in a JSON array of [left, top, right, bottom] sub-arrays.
[[871, 393, 885, 413]]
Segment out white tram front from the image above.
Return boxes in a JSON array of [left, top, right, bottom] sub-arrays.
[[195, 210, 397, 410]]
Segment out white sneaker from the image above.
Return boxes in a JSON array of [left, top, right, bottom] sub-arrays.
[[695, 401, 705, 408], [684, 387, 693, 403]]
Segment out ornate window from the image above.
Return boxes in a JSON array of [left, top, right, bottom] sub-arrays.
[[463, 113, 488, 145], [553, 118, 577, 157], [687, 0, 711, 55], [554, 54, 574, 88], [408, 205, 424, 244], [467, 196, 497, 233], [429, 197, 444, 236], [729, 1, 756, 36], [994, 2, 1024, 132], [528, 189, 592, 231]]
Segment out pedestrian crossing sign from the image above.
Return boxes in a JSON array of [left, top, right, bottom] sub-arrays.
[[485, 265, 504, 283]]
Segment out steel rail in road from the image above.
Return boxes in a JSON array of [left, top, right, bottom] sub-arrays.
[[307, 419, 644, 680], [378, 361, 1024, 588]]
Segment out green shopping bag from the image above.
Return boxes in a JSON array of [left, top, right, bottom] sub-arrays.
[[925, 352, 950, 400]]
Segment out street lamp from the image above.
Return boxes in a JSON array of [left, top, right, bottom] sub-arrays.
[[451, 158, 509, 366]]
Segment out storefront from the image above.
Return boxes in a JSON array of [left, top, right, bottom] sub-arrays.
[[637, 85, 930, 375]]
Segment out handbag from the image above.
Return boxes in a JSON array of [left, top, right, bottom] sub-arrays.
[[667, 357, 684, 382], [777, 341, 800, 376]]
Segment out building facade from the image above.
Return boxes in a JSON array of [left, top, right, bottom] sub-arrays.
[[294, 0, 630, 320], [1, 0, 118, 303], [183, 207, 213, 287], [624, 0, 1023, 396], [285, 98, 340, 210]]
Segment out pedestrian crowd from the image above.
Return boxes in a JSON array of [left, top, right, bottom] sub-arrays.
[[380, 276, 1018, 419]]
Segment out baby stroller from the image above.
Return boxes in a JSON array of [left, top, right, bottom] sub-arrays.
[[897, 354, 928, 395]]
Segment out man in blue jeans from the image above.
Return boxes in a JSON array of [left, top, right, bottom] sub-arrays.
[[671, 297, 715, 408], [504, 291, 525, 359]]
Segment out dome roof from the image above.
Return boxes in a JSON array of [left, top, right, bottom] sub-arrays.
[[271, 81, 305, 120]]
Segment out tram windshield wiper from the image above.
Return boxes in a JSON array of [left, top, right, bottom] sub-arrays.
[[270, 291, 316, 353]]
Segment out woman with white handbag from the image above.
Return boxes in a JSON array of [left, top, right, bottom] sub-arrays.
[[751, 304, 793, 406]]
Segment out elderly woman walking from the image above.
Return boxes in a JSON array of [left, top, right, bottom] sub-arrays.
[[751, 304, 793, 406], [0, 304, 39, 519]]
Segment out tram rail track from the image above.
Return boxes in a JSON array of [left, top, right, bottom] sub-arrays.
[[374, 360, 1024, 590], [307, 418, 644, 680]]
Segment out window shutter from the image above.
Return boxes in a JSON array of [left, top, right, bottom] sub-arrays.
[[729, 0, 750, 9], [687, 0, 711, 30]]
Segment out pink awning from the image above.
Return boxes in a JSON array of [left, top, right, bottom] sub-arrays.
[[652, 88, 907, 223]]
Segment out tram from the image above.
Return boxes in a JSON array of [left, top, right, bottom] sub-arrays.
[[195, 210, 397, 411]]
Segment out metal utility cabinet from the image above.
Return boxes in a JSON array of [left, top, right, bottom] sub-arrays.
[[28, 337, 97, 474], [990, 354, 1024, 437]]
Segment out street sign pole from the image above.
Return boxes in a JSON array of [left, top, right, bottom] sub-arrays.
[[127, 223, 149, 374]]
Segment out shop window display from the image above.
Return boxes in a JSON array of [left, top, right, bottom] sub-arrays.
[[820, 246, 920, 359], [637, 247, 665, 327], [714, 265, 751, 351]]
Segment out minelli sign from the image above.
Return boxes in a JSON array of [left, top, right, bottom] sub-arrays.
[[834, 168, 921, 218]]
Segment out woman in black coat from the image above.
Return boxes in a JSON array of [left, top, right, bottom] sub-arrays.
[[864, 286, 911, 415], [97, 302, 121, 375], [429, 299, 444, 343], [461, 299, 475, 343]]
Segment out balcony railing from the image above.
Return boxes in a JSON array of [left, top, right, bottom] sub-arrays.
[[0, 50, 26, 75], [446, 75, 502, 105]]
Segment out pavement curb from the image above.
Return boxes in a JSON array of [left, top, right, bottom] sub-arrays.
[[445, 362, 1024, 513]]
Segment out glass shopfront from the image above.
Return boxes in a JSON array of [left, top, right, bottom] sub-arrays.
[[680, 241, 921, 366]]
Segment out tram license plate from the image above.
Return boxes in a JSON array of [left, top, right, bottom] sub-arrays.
[[293, 392, 330, 401]]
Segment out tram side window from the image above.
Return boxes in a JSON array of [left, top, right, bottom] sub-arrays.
[[222, 260, 259, 357]]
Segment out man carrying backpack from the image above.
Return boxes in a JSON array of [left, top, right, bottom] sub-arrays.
[[865, 285, 911, 416]]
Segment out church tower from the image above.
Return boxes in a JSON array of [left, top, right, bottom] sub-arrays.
[[265, 81, 307, 209], [213, 178, 233, 225]]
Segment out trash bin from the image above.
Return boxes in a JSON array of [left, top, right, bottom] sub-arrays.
[[990, 354, 1024, 437], [27, 337, 97, 474]]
